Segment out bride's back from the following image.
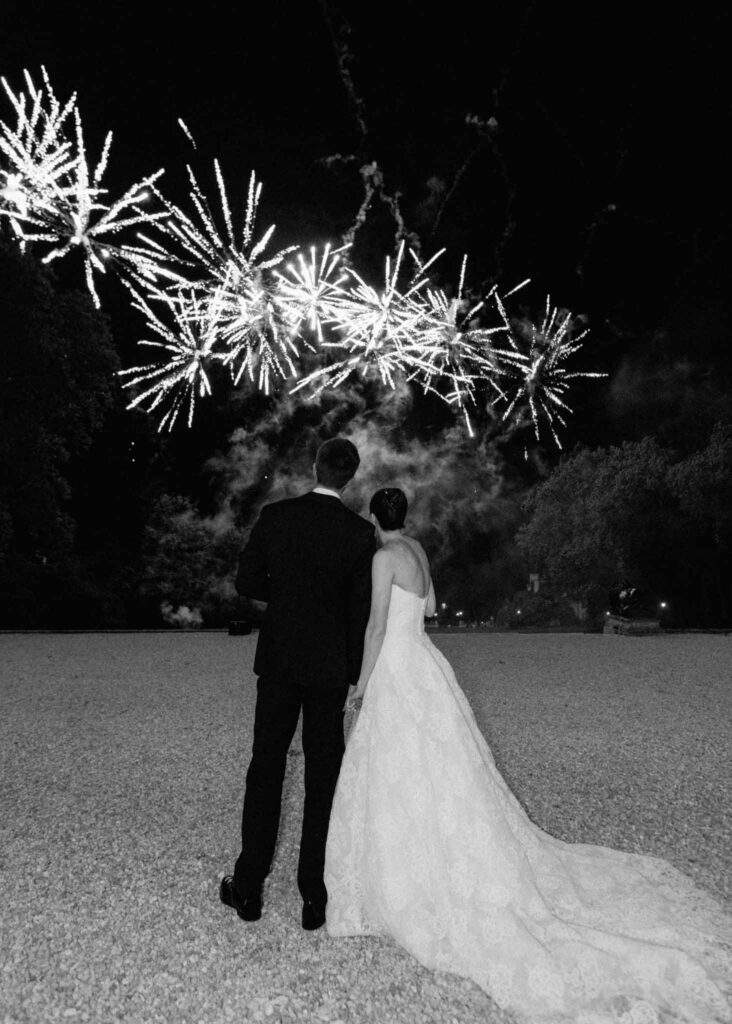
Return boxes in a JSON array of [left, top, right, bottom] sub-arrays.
[[383, 536, 431, 598]]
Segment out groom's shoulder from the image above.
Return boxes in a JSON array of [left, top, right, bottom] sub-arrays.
[[257, 495, 305, 519], [262, 494, 372, 535], [258, 493, 327, 520], [338, 505, 376, 550], [341, 504, 374, 534]]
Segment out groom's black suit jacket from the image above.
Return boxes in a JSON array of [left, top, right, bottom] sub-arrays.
[[236, 491, 376, 688]]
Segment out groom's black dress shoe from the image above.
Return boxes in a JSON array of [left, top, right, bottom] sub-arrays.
[[302, 898, 326, 931], [219, 876, 262, 921]]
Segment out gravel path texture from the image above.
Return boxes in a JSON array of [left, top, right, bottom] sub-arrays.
[[1, 631, 730, 1024]]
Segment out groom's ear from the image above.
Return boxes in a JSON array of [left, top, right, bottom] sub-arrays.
[[312, 462, 318, 480]]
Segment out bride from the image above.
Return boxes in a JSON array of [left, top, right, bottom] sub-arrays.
[[324, 488, 731, 1024]]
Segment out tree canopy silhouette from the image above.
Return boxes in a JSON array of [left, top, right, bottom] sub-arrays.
[[0, 239, 119, 624]]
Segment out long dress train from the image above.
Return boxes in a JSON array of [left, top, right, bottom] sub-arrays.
[[325, 584, 732, 1023]]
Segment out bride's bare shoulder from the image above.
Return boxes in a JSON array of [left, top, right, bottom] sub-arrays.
[[403, 535, 430, 564], [372, 545, 397, 569]]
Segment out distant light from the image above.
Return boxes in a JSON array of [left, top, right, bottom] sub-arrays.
[[516, 609, 522, 615], [660, 601, 667, 609], [606, 610, 610, 615], [440, 603, 447, 610]]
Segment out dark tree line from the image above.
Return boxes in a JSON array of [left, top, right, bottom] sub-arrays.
[[0, 241, 152, 625], [516, 430, 732, 627]]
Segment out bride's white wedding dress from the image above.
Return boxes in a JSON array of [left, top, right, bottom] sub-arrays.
[[325, 584, 732, 1023]]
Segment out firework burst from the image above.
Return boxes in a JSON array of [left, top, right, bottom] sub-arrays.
[[0, 69, 167, 305], [291, 243, 444, 397], [123, 171, 352, 414], [148, 163, 293, 288], [2, 69, 606, 446], [135, 165, 309, 393], [0, 67, 78, 233], [118, 286, 226, 430], [215, 264, 301, 393], [416, 258, 515, 434], [274, 243, 350, 344], [494, 294, 606, 447]]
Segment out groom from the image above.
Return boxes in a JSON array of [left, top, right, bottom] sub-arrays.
[[220, 438, 375, 929]]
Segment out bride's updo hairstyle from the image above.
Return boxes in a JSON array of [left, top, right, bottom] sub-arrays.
[[369, 488, 408, 531]]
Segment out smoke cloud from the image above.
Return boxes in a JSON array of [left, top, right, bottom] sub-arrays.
[[160, 601, 203, 629], [202, 380, 528, 616]]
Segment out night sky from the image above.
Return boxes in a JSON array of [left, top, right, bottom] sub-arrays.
[[2, 0, 731, 450]]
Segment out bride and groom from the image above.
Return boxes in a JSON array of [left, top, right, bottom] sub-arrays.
[[221, 438, 731, 1023]]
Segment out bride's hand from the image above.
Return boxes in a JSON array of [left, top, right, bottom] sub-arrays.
[[345, 685, 364, 713]]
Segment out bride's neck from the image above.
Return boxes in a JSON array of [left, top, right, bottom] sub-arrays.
[[377, 528, 404, 546]]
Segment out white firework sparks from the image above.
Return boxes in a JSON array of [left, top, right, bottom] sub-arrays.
[[118, 254, 331, 422], [123, 174, 351, 409], [0, 68, 78, 235], [291, 243, 443, 397], [149, 163, 293, 289], [2, 69, 606, 446], [215, 265, 301, 393], [274, 243, 350, 344], [417, 257, 513, 425], [135, 164, 309, 392], [0, 69, 167, 305], [493, 294, 606, 447], [119, 286, 225, 431]]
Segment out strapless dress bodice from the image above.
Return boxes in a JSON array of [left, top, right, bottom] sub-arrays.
[[383, 583, 427, 642]]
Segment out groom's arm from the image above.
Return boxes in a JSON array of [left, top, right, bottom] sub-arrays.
[[235, 507, 271, 603], [345, 526, 377, 686]]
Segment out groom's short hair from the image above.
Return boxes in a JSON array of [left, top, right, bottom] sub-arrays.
[[315, 438, 360, 490]]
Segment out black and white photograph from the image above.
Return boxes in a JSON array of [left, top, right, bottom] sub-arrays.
[[1, 2, 730, 1022]]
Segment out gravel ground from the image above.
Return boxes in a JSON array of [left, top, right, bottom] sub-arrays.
[[1, 631, 730, 1024]]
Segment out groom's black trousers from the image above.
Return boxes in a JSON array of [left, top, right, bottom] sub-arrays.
[[234, 677, 348, 904]]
